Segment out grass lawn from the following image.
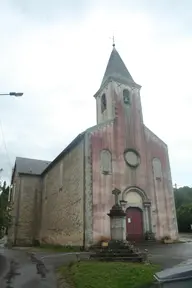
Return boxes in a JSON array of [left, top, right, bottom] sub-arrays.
[[38, 244, 81, 253], [58, 261, 160, 288], [21, 244, 81, 253]]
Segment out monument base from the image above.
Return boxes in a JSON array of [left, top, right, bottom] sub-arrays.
[[90, 239, 145, 263], [89, 189, 146, 263]]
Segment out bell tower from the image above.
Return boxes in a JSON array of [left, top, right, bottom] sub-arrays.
[[94, 43, 143, 126]]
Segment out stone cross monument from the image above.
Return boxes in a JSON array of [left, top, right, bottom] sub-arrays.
[[112, 188, 120, 205], [107, 188, 127, 241]]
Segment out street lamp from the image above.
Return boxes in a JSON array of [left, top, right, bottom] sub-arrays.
[[0, 92, 23, 97]]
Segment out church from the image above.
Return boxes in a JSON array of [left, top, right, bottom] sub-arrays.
[[8, 44, 178, 247]]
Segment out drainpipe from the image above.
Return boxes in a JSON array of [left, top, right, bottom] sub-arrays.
[[38, 178, 43, 244], [32, 188, 38, 244], [83, 137, 86, 249]]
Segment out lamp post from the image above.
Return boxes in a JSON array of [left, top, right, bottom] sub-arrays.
[[0, 92, 23, 97]]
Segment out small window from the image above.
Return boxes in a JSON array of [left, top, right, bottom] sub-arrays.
[[100, 149, 112, 174], [101, 93, 107, 113], [123, 89, 130, 105]]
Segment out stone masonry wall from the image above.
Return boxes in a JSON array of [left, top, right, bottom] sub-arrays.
[[40, 139, 84, 246], [8, 174, 42, 245], [14, 175, 42, 245]]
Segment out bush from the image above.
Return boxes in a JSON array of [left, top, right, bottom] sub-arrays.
[[177, 204, 192, 232]]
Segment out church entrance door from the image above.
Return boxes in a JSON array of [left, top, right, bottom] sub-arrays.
[[126, 207, 143, 241]]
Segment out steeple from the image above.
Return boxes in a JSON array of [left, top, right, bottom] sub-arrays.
[[94, 43, 140, 125], [101, 46, 134, 87]]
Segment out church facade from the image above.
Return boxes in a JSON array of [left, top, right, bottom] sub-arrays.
[[8, 45, 178, 247]]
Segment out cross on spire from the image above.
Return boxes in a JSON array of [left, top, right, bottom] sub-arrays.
[[112, 35, 115, 47], [112, 188, 121, 205], [100, 38, 134, 87]]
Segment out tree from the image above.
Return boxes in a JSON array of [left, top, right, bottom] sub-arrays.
[[177, 203, 192, 232], [174, 186, 192, 232], [174, 186, 192, 209], [0, 181, 11, 238]]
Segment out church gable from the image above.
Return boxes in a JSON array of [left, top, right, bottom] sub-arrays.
[[144, 125, 167, 149], [42, 132, 85, 176]]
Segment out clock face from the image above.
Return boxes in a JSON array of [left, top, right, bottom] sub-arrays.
[[124, 150, 140, 167]]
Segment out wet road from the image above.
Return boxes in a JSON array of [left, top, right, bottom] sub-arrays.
[[0, 249, 58, 288], [138, 242, 192, 268], [0, 254, 7, 277], [0, 248, 89, 288]]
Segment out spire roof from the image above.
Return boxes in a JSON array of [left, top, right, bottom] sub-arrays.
[[101, 46, 134, 87]]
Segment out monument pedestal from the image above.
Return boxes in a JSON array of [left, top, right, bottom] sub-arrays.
[[108, 204, 126, 241], [90, 188, 145, 263]]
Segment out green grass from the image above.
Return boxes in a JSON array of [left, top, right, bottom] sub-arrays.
[[59, 261, 160, 288], [39, 244, 81, 252], [26, 244, 81, 253]]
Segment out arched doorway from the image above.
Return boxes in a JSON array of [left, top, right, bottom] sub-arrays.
[[126, 207, 143, 241]]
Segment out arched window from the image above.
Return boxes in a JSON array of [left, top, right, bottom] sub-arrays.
[[152, 158, 162, 181], [101, 93, 107, 113], [100, 149, 112, 174], [123, 89, 131, 105]]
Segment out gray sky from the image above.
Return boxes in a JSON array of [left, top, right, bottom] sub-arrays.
[[0, 0, 191, 186]]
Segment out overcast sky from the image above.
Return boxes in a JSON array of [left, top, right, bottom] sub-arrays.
[[0, 0, 191, 186]]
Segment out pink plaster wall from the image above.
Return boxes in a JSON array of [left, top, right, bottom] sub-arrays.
[[91, 82, 177, 243], [91, 123, 114, 242], [144, 127, 178, 239]]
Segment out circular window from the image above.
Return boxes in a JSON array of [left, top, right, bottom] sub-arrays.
[[124, 149, 140, 168]]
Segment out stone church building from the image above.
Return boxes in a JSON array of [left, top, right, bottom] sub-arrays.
[[8, 44, 178, 247]]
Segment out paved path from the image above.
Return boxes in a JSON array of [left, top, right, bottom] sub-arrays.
[[138, 242, 192, 268], [0, 248, 89, 288], [0, 249, 56, 288]]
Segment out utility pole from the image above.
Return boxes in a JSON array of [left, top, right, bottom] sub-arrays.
[[0, 168, 3, 190]]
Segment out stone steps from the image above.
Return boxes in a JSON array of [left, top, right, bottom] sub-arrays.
[[90, 240, 146, 263]]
